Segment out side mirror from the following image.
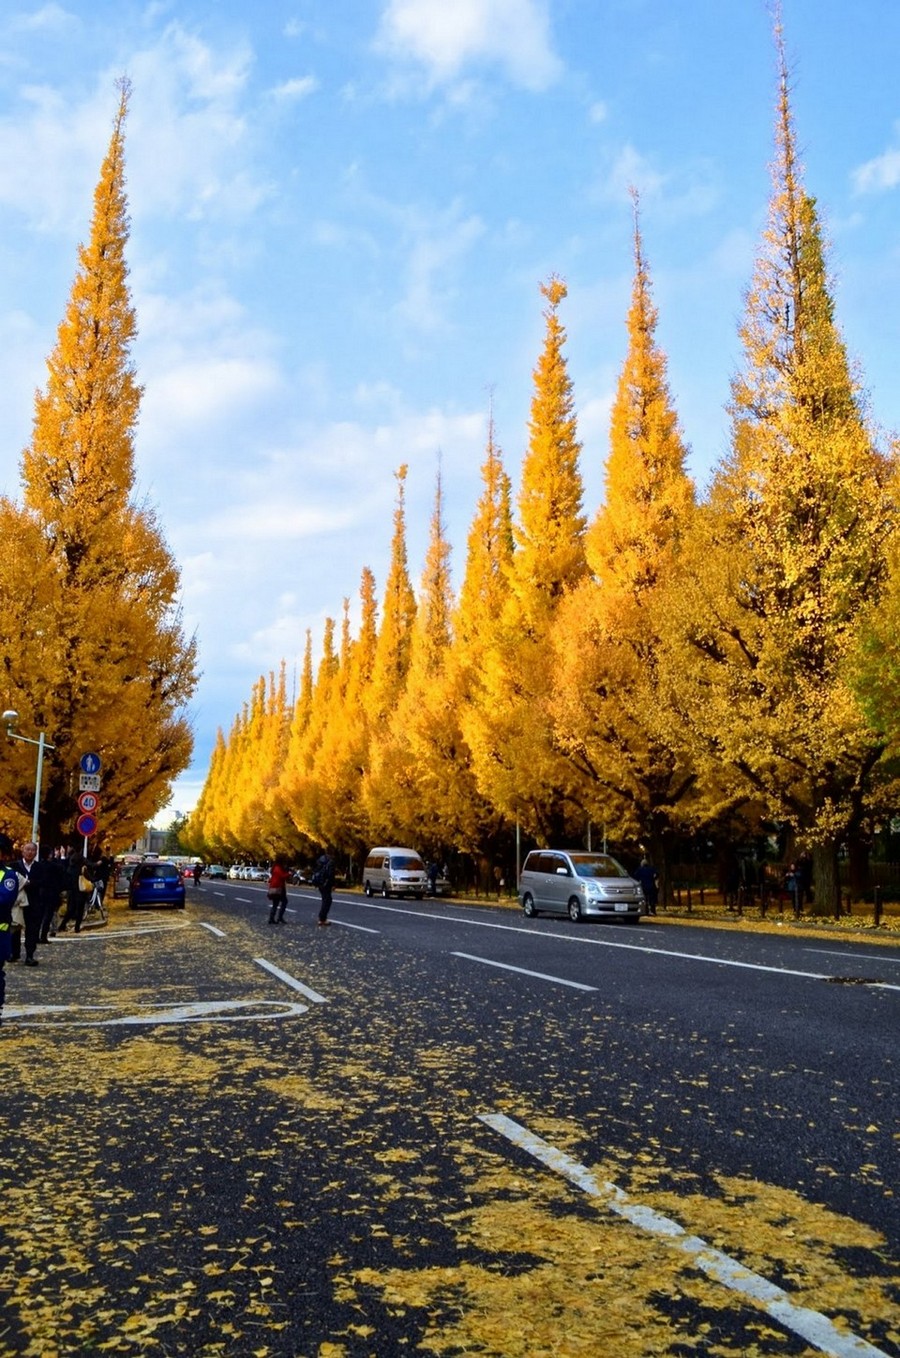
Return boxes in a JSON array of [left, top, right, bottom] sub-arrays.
[[556, 866, 568, 876]]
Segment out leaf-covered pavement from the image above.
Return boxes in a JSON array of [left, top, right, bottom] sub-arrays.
[[1, 900, 898, 1357]]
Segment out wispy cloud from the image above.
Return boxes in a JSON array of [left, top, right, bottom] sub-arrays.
[[375, 0, 562, 93], [268, 74, 319, 103], [853, 135, 900, 194]]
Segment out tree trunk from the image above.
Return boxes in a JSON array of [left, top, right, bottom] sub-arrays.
[[846, 826, 871, 905], [811, 839, 840, 916]]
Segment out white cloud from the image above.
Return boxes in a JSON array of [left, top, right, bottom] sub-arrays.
[[4, 3, 76, 36], [396, 207, 486, 331], [269, 75, 319, 102], [853, 141, 900, 194], [0, 23, 267, 232], [376, 0, 562, 93]]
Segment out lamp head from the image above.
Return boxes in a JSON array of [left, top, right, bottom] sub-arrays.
[[2, 710, 18, 726]]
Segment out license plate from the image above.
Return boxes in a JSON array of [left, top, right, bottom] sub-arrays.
[[614, 903, 630, 912]]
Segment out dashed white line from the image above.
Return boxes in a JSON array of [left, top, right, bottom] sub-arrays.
[[479, 1113, 887, 1358], [200, 922, 226, 937], [452, 951, 597, 991], [254, 957, 329, 1003], [356, 900, 837, 981]]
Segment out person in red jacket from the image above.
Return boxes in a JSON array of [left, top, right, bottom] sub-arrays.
[[267, 857, 291, 924]]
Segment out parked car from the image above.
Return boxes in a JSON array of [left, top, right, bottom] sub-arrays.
[[129, 860, 186, 910], [518, 850, 643, 923], [113, 857, 141, 898], [228, 865, 244, 880], [246, 866, 268, 881], [363, 847, 428, 898], [205, 864, 227, 880]]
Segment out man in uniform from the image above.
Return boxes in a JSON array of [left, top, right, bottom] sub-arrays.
[[0, 833, 21, 1026]]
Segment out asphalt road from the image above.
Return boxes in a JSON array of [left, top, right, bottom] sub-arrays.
[[1, 881, 898, 1358]]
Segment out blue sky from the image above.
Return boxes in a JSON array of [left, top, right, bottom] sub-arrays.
[[3, 1, 900, 825]]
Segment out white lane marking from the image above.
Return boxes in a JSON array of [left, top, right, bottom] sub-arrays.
[[200, 922, 227, 937], [331, 919, 379, 933], [480, 1113, 887, 1358], [805, 948, 900, 965], [7, 1000, 308, 1027], [452, 951, 597, 992], [355, 901, 835, 982], [49, 922, 190, 940], [254, 957, 329, 1003]]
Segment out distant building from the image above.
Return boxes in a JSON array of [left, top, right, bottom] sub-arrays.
[[131, 827, 169, 857]]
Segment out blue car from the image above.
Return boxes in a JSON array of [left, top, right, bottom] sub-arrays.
[[129, 860, 186, 910]]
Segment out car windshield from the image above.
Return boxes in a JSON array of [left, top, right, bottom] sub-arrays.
[[569, 854, 630, 879], [139, 863, 178, 879], [391, 855, 424, 871]]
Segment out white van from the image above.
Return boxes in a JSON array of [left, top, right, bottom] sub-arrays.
[[363, 847, 428, 898]]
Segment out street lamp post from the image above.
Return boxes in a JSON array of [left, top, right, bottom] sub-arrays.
[[2, 710, 55, 845]]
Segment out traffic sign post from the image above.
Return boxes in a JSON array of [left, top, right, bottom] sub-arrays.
[[78, 753, 102, 851]]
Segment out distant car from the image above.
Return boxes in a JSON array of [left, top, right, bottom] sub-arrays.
[[290, 868, 308, 884], [428, 870, 452, 897], [206, 864, 227, 879], [129, 860, 186, 910], [182, 864, 195, 879], [246, 866, 268, 881], [228, 865, 244, 880]]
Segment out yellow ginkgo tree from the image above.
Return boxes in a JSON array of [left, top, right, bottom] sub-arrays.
[[2, 80, 197, 849]]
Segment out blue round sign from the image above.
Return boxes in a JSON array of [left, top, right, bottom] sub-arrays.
[[80, 752, 102, 774]]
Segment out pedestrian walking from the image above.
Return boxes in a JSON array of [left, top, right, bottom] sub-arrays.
[[267, 857, 290, 924], [311, 850, 335, 927], [636, 858, 659, 915], [34, 846, 66, 944], [58, 849, 90, 933]]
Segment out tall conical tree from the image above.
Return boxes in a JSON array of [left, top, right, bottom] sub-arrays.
[[2, 79, 197, 847], [368, 465, 455, 845], [467, 278, 587, 842], [663, 29, 895, 910], [552, 200, 697, 896]]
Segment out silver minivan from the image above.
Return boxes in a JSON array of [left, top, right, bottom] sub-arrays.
[[519, 850, 643, 923], [363, 847, 428, 899]]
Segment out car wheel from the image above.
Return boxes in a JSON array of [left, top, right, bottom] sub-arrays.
[[381, 884, 390, 898], [364, 881, 373, 897], [522, 893, 537, 918], [568, 897, 582, 923]]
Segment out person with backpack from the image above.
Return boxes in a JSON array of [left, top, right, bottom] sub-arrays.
[[311, 850, 335, 927]]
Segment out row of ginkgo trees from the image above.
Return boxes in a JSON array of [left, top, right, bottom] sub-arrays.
[[186, 38, 900, 912]]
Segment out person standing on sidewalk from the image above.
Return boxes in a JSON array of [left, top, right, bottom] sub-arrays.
[[311, 850, 335, 927], [12, 840, 42, 966], [267, 857, 291, 924]]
